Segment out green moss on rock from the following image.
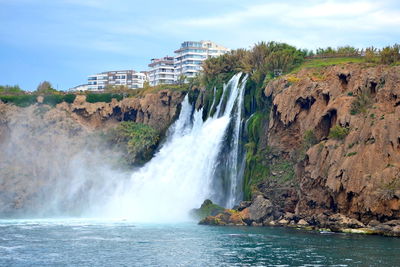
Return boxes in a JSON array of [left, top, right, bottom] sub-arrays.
[[190, 199, 225, 220]]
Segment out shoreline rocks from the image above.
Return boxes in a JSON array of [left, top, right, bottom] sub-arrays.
[[199, 196, 400, 237]]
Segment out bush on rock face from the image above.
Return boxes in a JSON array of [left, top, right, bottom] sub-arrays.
[[350, 93, 372, 115], [106, 122, 159, 165], [0, 95, 37, 107], [328, 125, 350, 140]]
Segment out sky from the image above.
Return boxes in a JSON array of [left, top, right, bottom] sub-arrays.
[[0, 0, 399, 91]]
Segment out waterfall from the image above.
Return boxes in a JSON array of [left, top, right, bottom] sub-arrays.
[[101, 73, 247, 222]]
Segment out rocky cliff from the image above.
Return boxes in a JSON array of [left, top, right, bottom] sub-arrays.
[[0, 90, 185, 216], [57, 90, 185, 132], [201, 64, 400, 236]]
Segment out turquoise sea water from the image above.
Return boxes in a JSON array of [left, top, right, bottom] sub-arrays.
[[0, 219, 399, 266]]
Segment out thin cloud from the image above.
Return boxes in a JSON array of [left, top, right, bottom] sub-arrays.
[[172, 0, 400, 32], [61, 0, 109, 8]]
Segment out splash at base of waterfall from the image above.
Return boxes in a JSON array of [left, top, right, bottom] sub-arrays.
[[99, 73, 247, 222]]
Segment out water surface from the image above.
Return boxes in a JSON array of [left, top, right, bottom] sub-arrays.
[[1, 219, 399, 266]]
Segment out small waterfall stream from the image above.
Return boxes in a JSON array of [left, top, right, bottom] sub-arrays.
[[102, 73, 247, 221]]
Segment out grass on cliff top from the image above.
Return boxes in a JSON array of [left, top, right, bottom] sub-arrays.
[[290, 57, 365, 73], [130, 84, 188, 97]]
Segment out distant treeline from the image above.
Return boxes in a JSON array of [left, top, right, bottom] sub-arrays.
[[0, 81, 188, 107], [194, 42, 400, 88], [310, 44, 400, 64]]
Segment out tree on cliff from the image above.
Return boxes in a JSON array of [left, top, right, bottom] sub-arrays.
[[201, 42, 306, 86], [36, 81, 58, 94]]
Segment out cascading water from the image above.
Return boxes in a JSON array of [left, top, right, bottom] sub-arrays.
[[100, 73, 247, 222]]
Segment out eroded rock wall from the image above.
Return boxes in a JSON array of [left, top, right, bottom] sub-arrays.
[[58, 90, 185, 132], [265, 64, 400, 224]]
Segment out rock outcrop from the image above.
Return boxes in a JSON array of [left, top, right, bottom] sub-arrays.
[[58, 90, 185, 131]]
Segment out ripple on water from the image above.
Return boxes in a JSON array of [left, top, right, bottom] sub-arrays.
[[0, 245, 25, 252], [0, 221, 399, 266]]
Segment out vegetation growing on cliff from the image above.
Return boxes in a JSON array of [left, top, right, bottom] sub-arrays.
[[350, 92, 372, 115], [328, 125, 350, 140], [290, 57, 365, 73], [0, 83, 188, 107], [202, 42, 398, 201], [192, 41, 307, 200], [85, 93, 123, 103], [0, 95, 38, 107], [0, 94, 77, 107], [191, 41, 308, 120], [0, 85, 24, 95], [105, 122, 160, 165]]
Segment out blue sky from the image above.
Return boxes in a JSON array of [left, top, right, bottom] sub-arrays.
[[1, 0, 399, 91]]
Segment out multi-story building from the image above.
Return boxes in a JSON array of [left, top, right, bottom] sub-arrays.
[[148, 56, 175, 86], [87, 70, 147, 91], [174, 40, 229, 80], [69, 84, 89, 92]]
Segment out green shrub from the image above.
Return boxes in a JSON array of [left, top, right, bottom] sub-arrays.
[[106, 122, 159, 164], [63, 94, 76, 103], [36, 81, 58, 94], [348, 142, 358, 149], [303, 129, 318, 148], [365, 47, 379, 63], [86, 93, 123, 103], [0, 85, 24, 95], [270, 161, 295, 182], [43, 94, 64, 106], [315, 46, 360, 57], [202, 41, 306, 87], [328, 125, 350, 140], [0, 95, 37, 107], [380, 44, 400, 65], [350, 93, 372, 115]]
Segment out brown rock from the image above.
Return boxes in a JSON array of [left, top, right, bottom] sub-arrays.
[[278, 219, 289, 225], [328, 213, 365, 229], [61, 90, 185, 131], [264, 64, 400, 224], [392, 226, 400, 234], [248, 195, 274, 223], [297, 219, 309, 226]]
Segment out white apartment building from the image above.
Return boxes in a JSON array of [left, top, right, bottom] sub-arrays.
[[174, 40, 229, 80], [69, 84, 89, 92], [87, 70, 147, 91], [148, 56, 175, 86]]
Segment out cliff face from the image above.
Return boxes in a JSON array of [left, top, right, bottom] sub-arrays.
[[200, 64, 400, 235], [0, 90, 185, 216], [57, 90, 185, 132], [266, 64, 400, 223]]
